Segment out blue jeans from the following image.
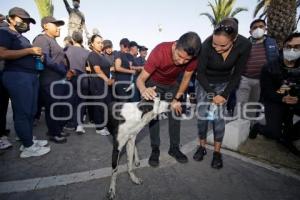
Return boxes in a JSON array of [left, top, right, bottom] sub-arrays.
[[2, 71, 38, 147], [196, 81, 227, 142]]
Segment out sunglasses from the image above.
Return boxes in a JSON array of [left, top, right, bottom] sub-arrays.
[[214, 24, 235, 35]]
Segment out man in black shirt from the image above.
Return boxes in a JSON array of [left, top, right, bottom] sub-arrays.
[[250, 33, 300, 156], [33, 16, 70, 143]]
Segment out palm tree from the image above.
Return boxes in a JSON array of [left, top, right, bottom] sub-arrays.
[[253, 0, 271, 19], [34, 0, 54, 18], [267, 0, 297, 48], [200, 0, 248, 27], [254, 0, 298, 48]]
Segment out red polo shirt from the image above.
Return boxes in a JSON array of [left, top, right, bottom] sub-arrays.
[[144, 42, 197, 85]]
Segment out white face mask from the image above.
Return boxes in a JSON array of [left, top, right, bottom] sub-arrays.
[[251, 28, 265, 39], [283, 48, 300, 61]]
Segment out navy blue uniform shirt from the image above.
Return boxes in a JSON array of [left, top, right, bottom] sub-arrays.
[[0, 27, 36, 74]]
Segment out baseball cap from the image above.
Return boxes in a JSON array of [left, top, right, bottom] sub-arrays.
[[139, 46, 148, 51], [120, 38, 130, 46], [8, 7, 36, 24], [129, 41, 140, 48], [41, 16, 65, 28]]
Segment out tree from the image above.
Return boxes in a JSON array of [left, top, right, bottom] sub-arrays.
[[267, 0, 297, 48], [254, 0, 299, 48], [200, 0, 248, 27], [34, 0, 54, 18]]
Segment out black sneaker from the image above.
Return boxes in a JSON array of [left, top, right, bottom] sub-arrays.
[[249, 123, 260, 139], [148, 148, 160, 167], [49, 135, 67, 144], [61, 131, 70, 137], [193, 146, 207, 161], [168, 147, 188, 163], [211, 151, 223, 169]]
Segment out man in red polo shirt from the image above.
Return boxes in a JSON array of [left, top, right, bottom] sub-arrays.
[[137, 32, 201, 167]]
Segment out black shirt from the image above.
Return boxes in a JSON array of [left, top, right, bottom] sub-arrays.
[[87, 51, 111, 84], [114, 51, 131, 81], [197, 35, 252, 98], [0, 27, 36, 74], [33, 34, 67, 86], [260, 58, 300, 103]]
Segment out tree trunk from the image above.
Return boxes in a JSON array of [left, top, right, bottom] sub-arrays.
[[267, 0, 296, 49]]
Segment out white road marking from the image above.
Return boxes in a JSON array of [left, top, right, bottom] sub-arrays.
[[0, 139, 299, 194]]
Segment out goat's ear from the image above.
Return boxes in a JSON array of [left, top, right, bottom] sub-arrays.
[[138, 99, 154, 118]]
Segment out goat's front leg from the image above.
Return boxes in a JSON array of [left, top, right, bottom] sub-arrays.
[[127, 137, 143, 185], [107, 143, 121, 200]]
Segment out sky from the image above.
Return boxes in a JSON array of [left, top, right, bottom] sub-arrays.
[[0, 0, 299, 51]]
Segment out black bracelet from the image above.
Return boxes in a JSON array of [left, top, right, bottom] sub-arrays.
[[173, 97, 181, 101]]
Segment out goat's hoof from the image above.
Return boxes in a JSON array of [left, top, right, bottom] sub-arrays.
[[132, 177, 143, 185], [106, 188, 116, 200], [135, 161, 140, 167]]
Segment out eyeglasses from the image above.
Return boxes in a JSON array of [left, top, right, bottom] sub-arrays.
[[284, 44, 300, 51], [214, 24, 235, 35]]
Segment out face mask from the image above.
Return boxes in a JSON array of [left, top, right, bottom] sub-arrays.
[[251, 28, 265, 39], [73, 2, 80, 9], [283, 48, 300, 61], [15, 21, 29, 33]]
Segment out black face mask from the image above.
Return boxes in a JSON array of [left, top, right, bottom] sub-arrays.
[[15, 21, 29, 33]]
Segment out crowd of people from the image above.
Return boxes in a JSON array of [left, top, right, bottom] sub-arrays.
[[0, 6, 299, 168]]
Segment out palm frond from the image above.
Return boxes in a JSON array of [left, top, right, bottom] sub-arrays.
[[231, 7, 248, 17], [34, 0, 53, 18], [200, 13, 217, 26]]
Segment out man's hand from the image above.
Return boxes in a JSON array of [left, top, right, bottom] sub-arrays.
[[66, 69, 76, 80], [29, 47, 42, 56], [106, 78, 114, 86], [171, 99, 182, 116], [282, 95, 298, 105], [213, 95, 226, 105], [141, 86, 157, 100]]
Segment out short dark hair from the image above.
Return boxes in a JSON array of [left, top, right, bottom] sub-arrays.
[[88, 34, 102, 50], [176, 32, 201, 57], [72, 31, 83, 44], [284, 32, 300, 44], [250, 19, 266, 29], [214, 18, 238, 40]]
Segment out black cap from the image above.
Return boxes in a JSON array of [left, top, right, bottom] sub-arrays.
[[139, 45, 148, 51], [41, 16, 65, 28], [250, 19, 266, 29], [8, 7, 36, 24], [72, 31, 83, 43], [103, 40, 113, 49], [129, 41, 140, 48], [120, 38, 130, 46]]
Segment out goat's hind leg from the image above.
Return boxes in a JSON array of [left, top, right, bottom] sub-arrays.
[[127, 137, 143, 185]]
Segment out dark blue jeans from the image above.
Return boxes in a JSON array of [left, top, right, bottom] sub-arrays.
[[41, 80, 69, 136], [146, 79, 180, 149], [196, 81, 227, 142], [0, 71, 9, 137], [89, 77, 110, 129], [2, 71, 38, 147]]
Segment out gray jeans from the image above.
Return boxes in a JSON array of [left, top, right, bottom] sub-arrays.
[[146, 79, 180, 149], [196, 81, 227, 142], [234, 76, 261, 124]]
